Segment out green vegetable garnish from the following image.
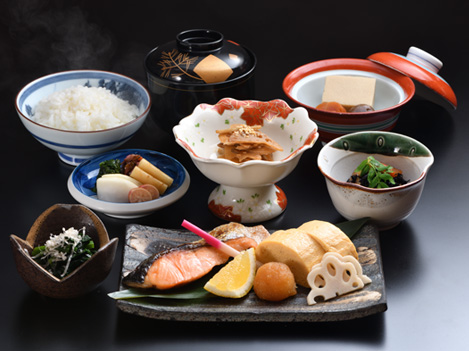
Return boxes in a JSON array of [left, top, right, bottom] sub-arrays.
[[92, 158, 122, 192], [32, 227, 97, 279], [97, 158, 122, 178], [353, 156, 396, 188]]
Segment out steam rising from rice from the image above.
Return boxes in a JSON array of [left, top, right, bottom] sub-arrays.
[[32, 85, 140, 131]]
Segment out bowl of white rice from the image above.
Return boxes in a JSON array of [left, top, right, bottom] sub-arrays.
[[16, 70, 151, 166]]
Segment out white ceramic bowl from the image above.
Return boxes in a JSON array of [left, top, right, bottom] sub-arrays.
[[16, 70, 151, 166], [317, 131, 434, 230], [67, 149, 190, 219], [173, 98, 319, 223]]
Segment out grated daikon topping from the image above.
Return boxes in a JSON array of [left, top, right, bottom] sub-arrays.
[[37, 227, 85, 277]]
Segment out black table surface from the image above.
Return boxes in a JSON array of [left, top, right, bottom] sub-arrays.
[[2, 1, 468, 350]]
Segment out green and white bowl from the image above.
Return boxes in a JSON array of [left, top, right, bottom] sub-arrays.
[[317, 131, 434, 230]]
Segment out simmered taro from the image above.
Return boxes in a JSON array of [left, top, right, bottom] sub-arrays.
[[316, 101, 347, 113], [316, 102, 375, 113], [348, 104, 375, 112], [347, 156, 408, 188]]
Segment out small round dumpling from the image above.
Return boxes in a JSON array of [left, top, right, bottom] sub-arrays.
[[253, 262, 297, 302]]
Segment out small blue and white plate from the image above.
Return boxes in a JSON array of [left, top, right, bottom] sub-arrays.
[[67, 149, 190, 218]]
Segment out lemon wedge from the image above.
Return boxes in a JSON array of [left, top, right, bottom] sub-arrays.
[[204, 248, 256, 298]]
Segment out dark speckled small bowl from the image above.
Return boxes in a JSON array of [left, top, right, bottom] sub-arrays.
[[10, 204, 118, 299]]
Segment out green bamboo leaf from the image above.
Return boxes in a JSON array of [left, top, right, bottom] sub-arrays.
[[108, 287, 212, 300], [335, 217, 370, 239]]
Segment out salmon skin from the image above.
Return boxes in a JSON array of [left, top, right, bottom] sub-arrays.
[[122, 222, 270, 290]]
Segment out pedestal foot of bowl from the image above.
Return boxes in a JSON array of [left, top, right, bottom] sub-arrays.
[[207, 184, 287, 223]]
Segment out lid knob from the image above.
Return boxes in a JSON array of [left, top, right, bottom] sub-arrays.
[[406, 46, 443, 74], [176, 29, 224, 54]]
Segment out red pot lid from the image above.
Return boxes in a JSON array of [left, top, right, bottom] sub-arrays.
[[368, 46, 457, 109]]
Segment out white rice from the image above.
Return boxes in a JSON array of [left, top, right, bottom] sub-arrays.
[[32, 85, 140, 131]]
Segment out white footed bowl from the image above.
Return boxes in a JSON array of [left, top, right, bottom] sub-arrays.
[[173, 98, 319, 223], [318, 131, 434, 230]]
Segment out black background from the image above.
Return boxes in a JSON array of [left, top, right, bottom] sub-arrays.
[[2, 1, 468, 350]]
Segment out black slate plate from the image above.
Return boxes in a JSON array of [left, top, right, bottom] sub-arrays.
[[115, 223, 387, 322]]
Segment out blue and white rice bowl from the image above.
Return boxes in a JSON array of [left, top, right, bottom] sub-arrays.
[[15, 70, 151, 166]]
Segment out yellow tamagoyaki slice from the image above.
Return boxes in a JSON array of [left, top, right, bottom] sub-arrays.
[[138, 158, 173, 187], [129, 166, 168, 195], [256, 228, 326, 288], [298, 220, 358, 259]]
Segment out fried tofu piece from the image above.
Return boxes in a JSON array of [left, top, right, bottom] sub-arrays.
[[322, 75, 376, 110]]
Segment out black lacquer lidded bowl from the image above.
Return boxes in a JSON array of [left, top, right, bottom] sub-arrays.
[[145, 29, 256, 131]]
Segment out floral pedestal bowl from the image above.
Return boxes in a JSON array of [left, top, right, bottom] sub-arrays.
[[173, 98, 319, 223]]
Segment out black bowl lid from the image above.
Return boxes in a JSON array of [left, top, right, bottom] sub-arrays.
[[145, 29, 256, 85]]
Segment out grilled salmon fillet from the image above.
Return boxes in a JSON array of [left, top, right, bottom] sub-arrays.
[[122, 222, 270, 290]]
